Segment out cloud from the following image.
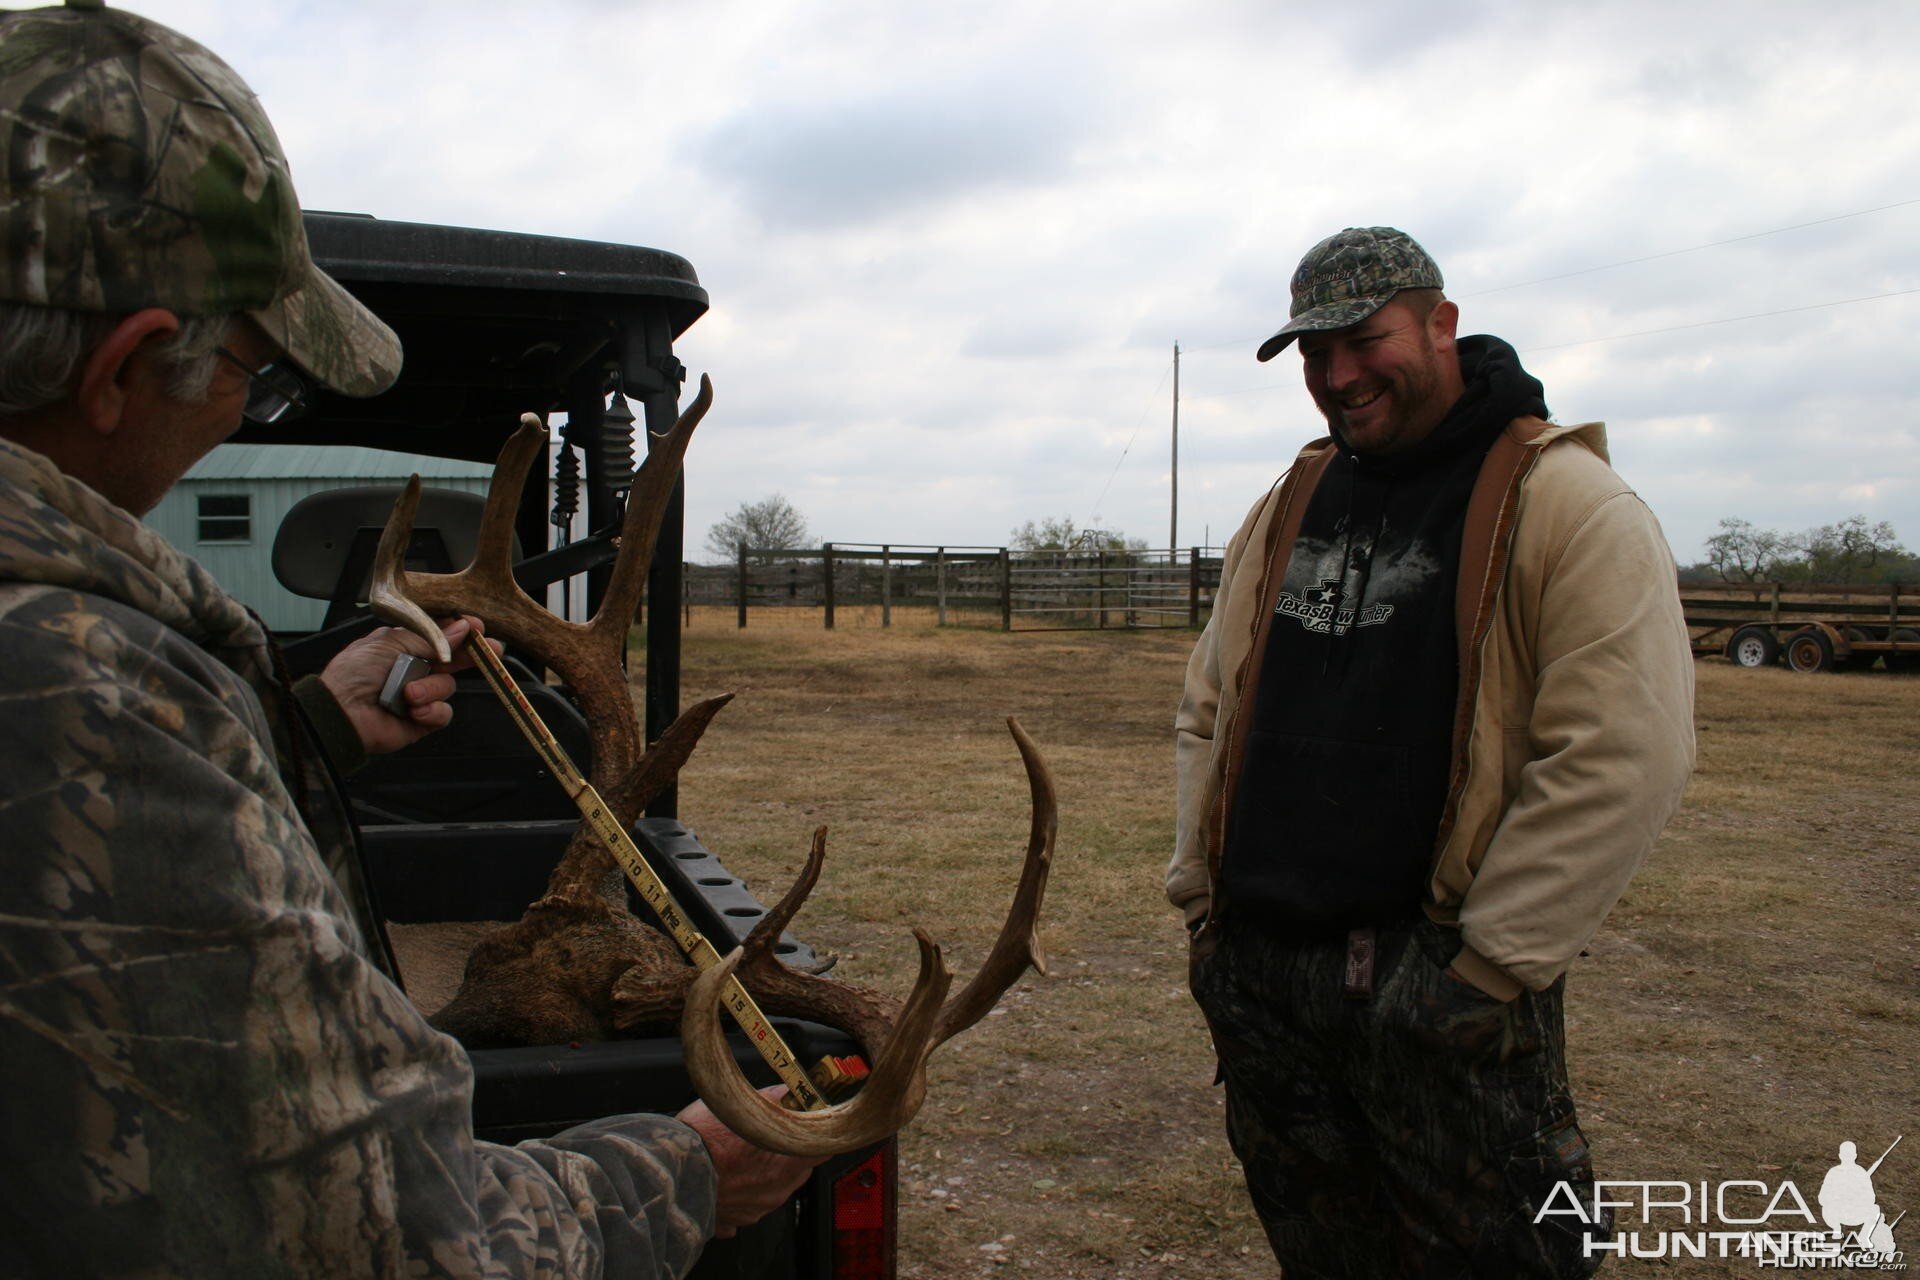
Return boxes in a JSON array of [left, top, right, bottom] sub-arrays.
[[688, 63, 1101, 231], [114, 0, 1920, 562], [961, 312, 1096, 360]]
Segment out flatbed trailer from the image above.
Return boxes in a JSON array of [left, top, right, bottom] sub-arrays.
[[1682, 580, 1920, 673]]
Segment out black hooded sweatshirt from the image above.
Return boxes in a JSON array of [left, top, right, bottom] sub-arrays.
[[1220, 335, 1549, 936]]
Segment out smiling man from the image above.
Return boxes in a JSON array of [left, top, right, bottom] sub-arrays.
[[1171, 226, 1696, 1276]]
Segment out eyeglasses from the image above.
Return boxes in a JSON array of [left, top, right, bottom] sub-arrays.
[[214, 346, 311, 426]]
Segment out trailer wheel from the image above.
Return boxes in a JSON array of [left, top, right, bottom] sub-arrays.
[[1888, 627, 1920, 673], [1784, 628, 1836, 673], [1727, 625, 1780, 669]]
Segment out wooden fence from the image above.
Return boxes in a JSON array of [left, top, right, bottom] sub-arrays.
[[1006, 548, 1219, 631], [681, 544, 1224, 631]]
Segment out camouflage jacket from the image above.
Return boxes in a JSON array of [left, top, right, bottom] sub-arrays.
[[0, 437, 715, 1278]]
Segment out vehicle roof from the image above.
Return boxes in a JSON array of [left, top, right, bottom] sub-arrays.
[[234, 214, 708, 464], [304, 213, 707, 321]]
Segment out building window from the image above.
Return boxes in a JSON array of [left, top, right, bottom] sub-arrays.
[[197, 494, 251, 544]]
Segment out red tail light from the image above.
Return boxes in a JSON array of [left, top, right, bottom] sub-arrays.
[[831, 1141, 896, 1280]]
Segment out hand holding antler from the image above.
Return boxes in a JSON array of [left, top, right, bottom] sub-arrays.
[[318, 615, 499, 754]]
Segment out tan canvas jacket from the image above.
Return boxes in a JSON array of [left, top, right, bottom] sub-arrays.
[[1169, 418, 1696, 999]]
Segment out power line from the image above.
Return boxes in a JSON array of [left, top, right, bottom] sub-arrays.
[[1184, 331, 1265, 354], [1174, 195, 1920, 355], [1089, 359, 1172, 526], [1180, 379, 1289, 403], [1460, 197, 1920, 298], [1177, 284, 1920, 402], [1522, 286, 1920, 352]]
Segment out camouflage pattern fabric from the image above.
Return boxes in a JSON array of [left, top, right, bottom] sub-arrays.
[[0, 4, 400, 395], [1190, 916, 1609, 1278], [1257, 225, 1445, 361], [0, 434, 715, 1278]]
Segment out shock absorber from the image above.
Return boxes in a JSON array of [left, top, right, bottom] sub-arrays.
[[551, 438, 580, 533], [598, 389, 638, 503]]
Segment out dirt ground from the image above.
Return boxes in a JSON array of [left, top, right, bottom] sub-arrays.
[[401, 623, 1918, 1278]]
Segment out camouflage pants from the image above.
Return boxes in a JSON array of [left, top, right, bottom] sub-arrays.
[[1190, 916, 1608, 1278]]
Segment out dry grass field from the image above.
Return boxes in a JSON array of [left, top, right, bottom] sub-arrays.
[[654, 622, 1918, 1279]]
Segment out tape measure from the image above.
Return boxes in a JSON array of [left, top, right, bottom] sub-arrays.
[[462, 636, 833, 1111]]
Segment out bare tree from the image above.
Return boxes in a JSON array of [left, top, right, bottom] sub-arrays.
[[1699, 514, 1912, 584], [1796, 515, 1906, 583], [705, 494, 811, 564], [1010, 515, 1144, 553], [1703, 517, 1792, 583]]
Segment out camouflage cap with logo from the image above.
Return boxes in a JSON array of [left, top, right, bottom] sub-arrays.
[[1256, 226, 1443, 362], [0, 0, 400, 396]]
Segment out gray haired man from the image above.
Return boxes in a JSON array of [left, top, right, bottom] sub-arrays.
[[1172, 227, 1695, 1275], [0, 3, 816, 1275]]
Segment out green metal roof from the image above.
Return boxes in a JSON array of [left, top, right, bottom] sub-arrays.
[[183, 444, 497, 482]]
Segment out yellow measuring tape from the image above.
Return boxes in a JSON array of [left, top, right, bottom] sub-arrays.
[[461, 637, 829, 1112]]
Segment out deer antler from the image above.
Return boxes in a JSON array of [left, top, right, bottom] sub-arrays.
[[368, 377, 1058, 1154], [370, 376, 712, 901], [677, 718, 1056, 1156]]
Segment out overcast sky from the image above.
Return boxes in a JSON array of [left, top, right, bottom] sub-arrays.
[[142, 0, 1919, 562]]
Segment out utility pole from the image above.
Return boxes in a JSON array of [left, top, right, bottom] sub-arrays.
[[1170, 341, 1180, 553]]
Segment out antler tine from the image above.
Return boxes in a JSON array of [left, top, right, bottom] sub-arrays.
[[465, 415, 552, 595], [928, 718, 1057, 1042], [604, 692, 736, 819], [739, 826, 828, 956], [369, 476, 452, 662], [592, 374, 714, 640], [368, 416, 566, 663], [679, 725, 1058, 1156], [681, 930, 953, 1158], [546, 692, 738, 904], [610, 829, 831, 1034]]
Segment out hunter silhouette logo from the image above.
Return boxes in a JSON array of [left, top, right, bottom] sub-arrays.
[[1535, 1134, 1907, 1268], [1821, 1138, 1903, 1257]]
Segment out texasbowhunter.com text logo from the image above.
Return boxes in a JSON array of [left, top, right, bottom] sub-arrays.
[[1273, 577, 1395, 636], [1538, 1135, 1905, 1269]]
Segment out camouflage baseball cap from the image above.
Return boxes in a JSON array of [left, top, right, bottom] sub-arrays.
[[1255, 226, 1443, 362], [0, 2, 400, 396]]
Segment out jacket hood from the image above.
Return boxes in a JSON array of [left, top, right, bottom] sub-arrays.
[[1331, 333, 1550, 474], [1532, 417, 1610, 464], [0, 437, 264, 654]]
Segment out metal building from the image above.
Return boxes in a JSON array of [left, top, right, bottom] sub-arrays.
[[145, 443, 494, 632]]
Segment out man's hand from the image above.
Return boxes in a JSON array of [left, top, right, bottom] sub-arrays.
[[317, 615, 502, 756], [677, 1089, 830, 1239], [1442, 964, 1520, 1003]]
